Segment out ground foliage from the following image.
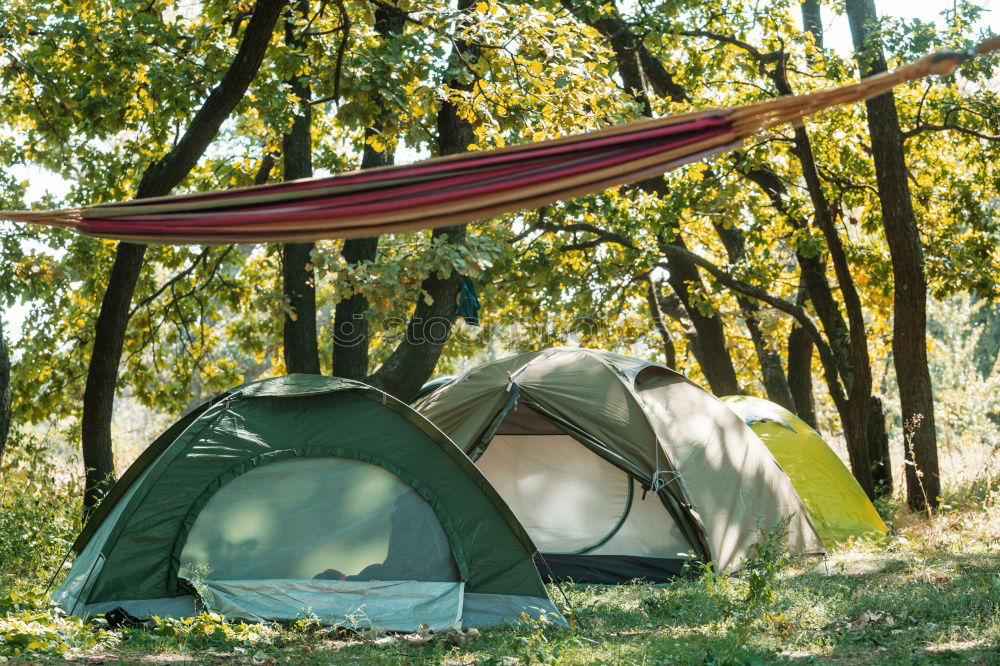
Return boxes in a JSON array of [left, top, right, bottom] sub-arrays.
[[1, 436, 997, 665]]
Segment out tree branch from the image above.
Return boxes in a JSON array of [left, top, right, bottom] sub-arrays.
[[902, 122, 1000, 142], [654, 243, 847, 409], [136, 0, 285, 198]]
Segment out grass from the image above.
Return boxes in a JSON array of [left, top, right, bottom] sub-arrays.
[[2, 436, 999, 664]]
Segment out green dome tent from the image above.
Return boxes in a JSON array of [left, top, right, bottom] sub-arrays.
[[721, 395, 887, 544], [415, 348, 824, 584], [54, 375, 562, 630]]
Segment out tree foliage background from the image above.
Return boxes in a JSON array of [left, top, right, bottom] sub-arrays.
[[0, 0, 998, 499]]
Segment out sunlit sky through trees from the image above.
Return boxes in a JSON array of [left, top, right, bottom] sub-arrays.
[[1, 1, 994, 339]]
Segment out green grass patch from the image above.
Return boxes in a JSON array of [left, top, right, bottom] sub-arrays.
[[2, 437, 998, 664]]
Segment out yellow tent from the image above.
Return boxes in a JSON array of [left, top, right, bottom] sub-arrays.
[[721, 395, 887, 544]]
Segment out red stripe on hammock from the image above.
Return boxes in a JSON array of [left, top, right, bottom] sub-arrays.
[[80, 125, 732, 236], [87, 113, 733, 212]]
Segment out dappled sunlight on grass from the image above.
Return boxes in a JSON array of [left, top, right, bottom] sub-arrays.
[[2, 435, 998, 664]]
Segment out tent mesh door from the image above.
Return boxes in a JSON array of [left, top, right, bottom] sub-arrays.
[[178, 457, 459, 583]]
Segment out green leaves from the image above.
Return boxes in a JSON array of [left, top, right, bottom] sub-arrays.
[[1, 0, 998, 436]]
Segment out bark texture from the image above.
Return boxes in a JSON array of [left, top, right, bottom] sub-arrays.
[[79, 0, 284, 514], [846, 0, 939, 509], [281, 0, 320, 375], [571, 1, 740, 395], [800, 0, 824, 50], [786, 283, 818, 428], [365, 0, 476, 401], [0, 319, 11, 466], [331, 3, 403, 381], [786, 323, 817, 427]]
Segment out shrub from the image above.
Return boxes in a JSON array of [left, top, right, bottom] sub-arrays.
[[0, 432, 81, 600]]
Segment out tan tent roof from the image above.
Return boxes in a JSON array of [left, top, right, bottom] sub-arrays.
[[417, 348, 824, 572]]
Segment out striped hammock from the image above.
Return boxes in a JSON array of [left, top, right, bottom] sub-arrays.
[[2, 40, 996, 244]]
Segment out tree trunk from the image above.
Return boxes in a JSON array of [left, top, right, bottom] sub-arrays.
[[800, 0, 824, 50], [79, 0, 284, 514], [81, 243, 146, 510], [331, 4, 403, 381], [846, 0, 939, 509], [366, 226, 466, 401], [661, 243, 740, 395], [867, 395, 892, 494], [744, 309, 795, 409], [0, 318, 11, 466], [655, 286, 706, 370], [786, 323, 817, 427], [714, 222, 795, 407], [281, 0, 320, 375], [331, 237, 378, 380], [364, 0, 476, 401], [646, 277, 676, 369], [787, 282, 818, 427]]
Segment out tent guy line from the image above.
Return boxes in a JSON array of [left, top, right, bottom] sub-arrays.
[[0, 37, 996, 244]]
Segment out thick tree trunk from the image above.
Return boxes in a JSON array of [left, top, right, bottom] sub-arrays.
[[568, 1, 739, 395], [331, 236, 378, 380], [281, 0, 320, 375], [81, 243, 146, 510], [786, 282, 817, 427], [281, 242, 319, 374], [786, 323, 817, 427], [800, 0, 824, 50], [846, 0, 939, 509], [79, 0, 284, 514], [0, 318, 11, 466], [331, 4, 403, 381], [365, 0, 476, 401], [330, 133, 386, 379]]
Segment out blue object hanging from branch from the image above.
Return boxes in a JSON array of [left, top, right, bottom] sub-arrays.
[[458, 276, 480, 326]]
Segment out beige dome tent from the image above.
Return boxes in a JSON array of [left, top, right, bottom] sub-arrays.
[[415, 348, 824, 583]]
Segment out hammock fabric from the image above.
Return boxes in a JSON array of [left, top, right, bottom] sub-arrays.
[[2, 39, 997, 244]]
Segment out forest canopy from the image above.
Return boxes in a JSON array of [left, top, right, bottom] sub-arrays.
[[0, 0, 998, 515]]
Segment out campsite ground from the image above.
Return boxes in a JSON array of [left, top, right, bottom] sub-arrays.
[[1, 439, 998, 665]]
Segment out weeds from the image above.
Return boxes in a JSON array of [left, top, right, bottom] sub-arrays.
[[0, 434, 80, 599], [2, 434, 998, 664]]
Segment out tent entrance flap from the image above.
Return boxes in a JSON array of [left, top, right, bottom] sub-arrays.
[[196, 579, 465, 631], [477, 427, 691, 560], [179, 457, 459, 584], [478, 433, 634, 554]]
